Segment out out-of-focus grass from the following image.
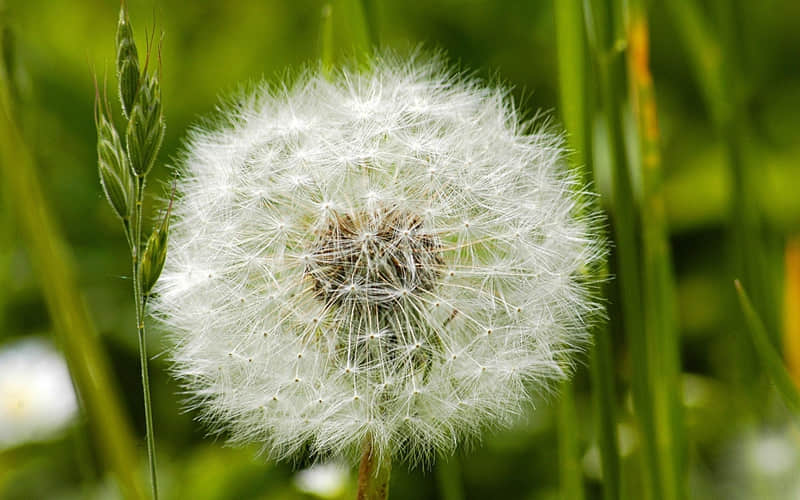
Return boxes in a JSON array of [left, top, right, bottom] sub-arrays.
[[585, 0, 662, 498], [735, 280, 800, 415], [0, 34, 146, 499], [554, 1, 618, 499], [627, 2, 686, 499]]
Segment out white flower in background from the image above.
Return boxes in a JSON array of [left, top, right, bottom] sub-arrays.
[[0, 338, 78, 448], [152, 53, 605, 464], [294, 462, 349, 498], [711, 426, 800, 500]]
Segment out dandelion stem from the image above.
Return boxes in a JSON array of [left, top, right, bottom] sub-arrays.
[[357, 434, 391, 500], [131, 175, 159, 499]]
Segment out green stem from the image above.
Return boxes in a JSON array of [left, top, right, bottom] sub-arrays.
[[589, 322, 620, 500], [556, 381, 586, 500], [586, 1, 662, 498], [664, 0, 773, 375], [735, 280, 800, 414], [132, 176, 158, 499], [626, 4, 686, 499], [357, 435, 391, 500], [320, 3, 334, 77], [553, 1, 619, 497]]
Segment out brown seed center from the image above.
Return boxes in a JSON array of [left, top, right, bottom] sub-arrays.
[[304, 208, 443, 307]]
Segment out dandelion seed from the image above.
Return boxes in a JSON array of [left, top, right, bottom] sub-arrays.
[[152, 53, 605, 466]]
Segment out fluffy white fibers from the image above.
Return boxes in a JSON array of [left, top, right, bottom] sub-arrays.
[[151, 53, 605, 465]]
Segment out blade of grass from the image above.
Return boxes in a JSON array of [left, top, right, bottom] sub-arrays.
[[330, 0, 372, 64], [554, 1, 618, 499], [664, 0, 775, 356], [0, 47, 147, 500], [735, 280, 800, 414], [556, 380, 586, 500], [320, 3, 334, 77], [585, 1, 664, 499], [626, 3, 687, 500]]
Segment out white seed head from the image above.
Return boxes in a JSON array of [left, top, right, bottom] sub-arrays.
[[152, 53, 605, 465]]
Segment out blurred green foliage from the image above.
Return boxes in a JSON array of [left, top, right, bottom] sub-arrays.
[[2, 0, 800, 499]]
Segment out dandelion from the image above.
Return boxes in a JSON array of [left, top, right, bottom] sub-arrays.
[[0, 338, 78, 449], [152, 53, 604, 496], [294, 462, 350, 498]]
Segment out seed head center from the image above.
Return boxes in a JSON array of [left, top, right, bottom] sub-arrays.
[[304, 208, 443, 307]]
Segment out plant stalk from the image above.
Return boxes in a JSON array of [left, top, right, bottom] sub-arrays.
[[553, 0, 619, 498], [357, 435, 391, 500], [586, 1, 663, 498], [131, 175, 158, 499], [626, 3, 686, 498], [0, 52, 146, 500]]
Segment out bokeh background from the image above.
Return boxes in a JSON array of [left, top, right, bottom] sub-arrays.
[[2, 0, 800, 499]]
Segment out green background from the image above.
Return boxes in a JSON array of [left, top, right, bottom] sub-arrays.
[[2, 0, 800, 498]]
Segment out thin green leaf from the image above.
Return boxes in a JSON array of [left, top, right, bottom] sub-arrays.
[[734, 280, 800, 414]]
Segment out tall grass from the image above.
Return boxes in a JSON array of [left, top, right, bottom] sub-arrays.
[[554, 1, 619, 499], [664, 0, 778, 396], [0, 37, 147, 500], [556, 1, 686, 499], [627, 2, 686, 499]]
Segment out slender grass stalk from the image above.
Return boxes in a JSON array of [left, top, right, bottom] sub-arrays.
[[97, 4, 169, 497], [132, 175, 158, 499], [735, 280, 800, 414], [0, 44, 146, 500], [664, 0, 774, 356], [626, 3, 686, 500], [553, 1, 618, 499], [556, 381, 586, 500], [589, 324, 621, 499], [585, 1, 664, 499], [330, 0, 372, 61], [359, 0, 380, 47], [320, 4, 334, 77]]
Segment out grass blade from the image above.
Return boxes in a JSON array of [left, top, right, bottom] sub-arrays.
[[585, 0, 661, 498], [735, 280, 800, 414], [0, 40, 147, 500], [626, 2, 686, 499], [556, 380, 586, 500], [554, 1, 619, 498]]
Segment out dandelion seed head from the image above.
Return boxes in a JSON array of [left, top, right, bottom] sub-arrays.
[[152, 53, 605, 465]]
